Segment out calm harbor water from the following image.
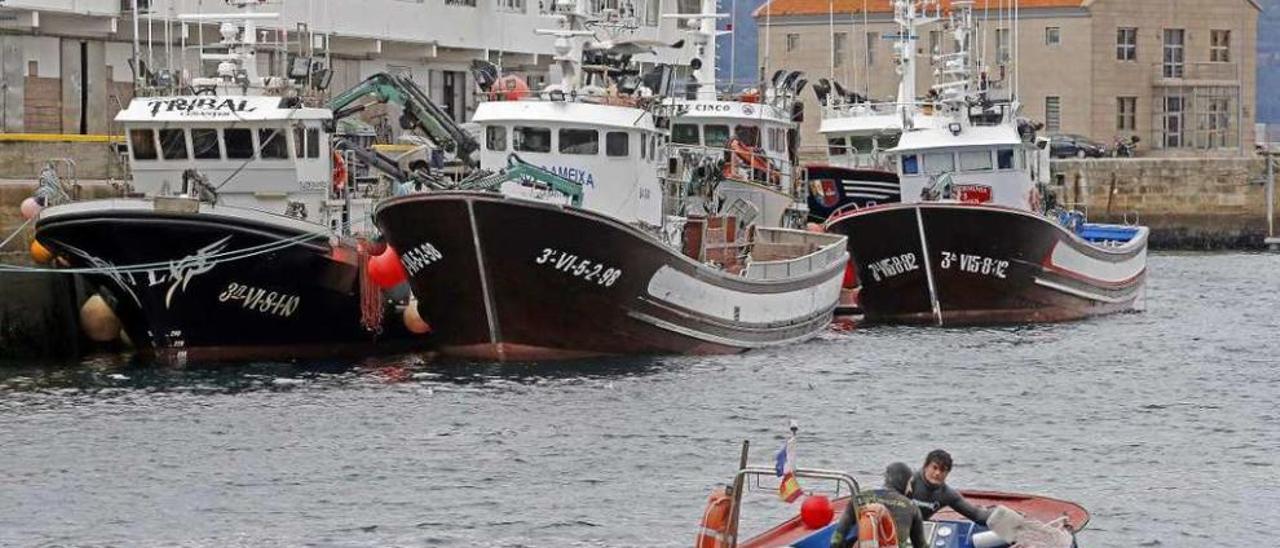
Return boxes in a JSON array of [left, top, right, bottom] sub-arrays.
[[1, 252, 1277, 547]]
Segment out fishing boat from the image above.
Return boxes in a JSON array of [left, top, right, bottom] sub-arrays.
[[823, 0, 1147, 326], [373, 0, 847, 361], [33, 0, 471, 361], [697, 463, 1088, 548], [803, 1, 950, 222]]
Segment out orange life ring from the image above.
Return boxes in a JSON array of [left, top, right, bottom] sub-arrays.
[[696, 487, 734, 548], [332, 150, 348, 191], [856, 502, 898, 548]]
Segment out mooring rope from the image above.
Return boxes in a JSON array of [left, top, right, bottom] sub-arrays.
[[0, 218, 33, 250], [0, 229, 327, 275]]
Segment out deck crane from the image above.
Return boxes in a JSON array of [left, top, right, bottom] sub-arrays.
[[327, 72, 480, 170]]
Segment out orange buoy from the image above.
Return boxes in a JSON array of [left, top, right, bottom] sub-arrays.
[[29, 239, 54, 264], [368, 247, 408, 289]]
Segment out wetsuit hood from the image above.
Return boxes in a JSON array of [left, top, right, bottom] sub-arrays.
[[884, 462, 912, 494]]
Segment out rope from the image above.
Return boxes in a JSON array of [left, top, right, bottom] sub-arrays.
[[0, 218, 33, 250], [0, 229, 325, 275]]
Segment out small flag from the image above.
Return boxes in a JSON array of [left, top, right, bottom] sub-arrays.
[[774, 433, 802, 503]]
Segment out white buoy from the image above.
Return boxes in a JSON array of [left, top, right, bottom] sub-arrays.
[[79, 295, 121, 343], [402, 299, 431, 334]]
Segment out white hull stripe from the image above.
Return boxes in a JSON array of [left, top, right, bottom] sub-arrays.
[[1033, 277, 1137, 304], [645, 265, 843, 324], [1047, 241, 1147, 284], [626, 308, 833, 349]]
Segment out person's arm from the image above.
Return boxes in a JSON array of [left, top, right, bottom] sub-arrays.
[[829, 499, 857, 548], [909, 508, 928, 548], [944, 487, 991, 525]]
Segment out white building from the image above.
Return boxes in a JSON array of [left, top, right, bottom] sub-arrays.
[[0, 0, 689, 135]]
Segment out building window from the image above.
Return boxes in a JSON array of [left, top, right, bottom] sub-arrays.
[[1161, 93, 1185, 148], [1045, 27, 1061, 46], [995, 28, 1011, 64], [644, 0, 659, 26], [496, 0, 523, 11], [786, 33, 800, 53], [928, 30, 942, 61], [445, 0, 476, 5], [1116, 27, 1137, 61], [1211, 30, 1231, 63], [834, 32, 847, 67], [1116, 97, 1136, 131], [1045, 96, 1061, 132], [1163, 29, 1185, 78], [866, 32, 878, 65]]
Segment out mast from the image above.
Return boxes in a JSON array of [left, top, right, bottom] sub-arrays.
[[891, 1, 938, 111]]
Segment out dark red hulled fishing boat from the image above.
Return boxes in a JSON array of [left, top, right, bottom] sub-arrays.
[[375, 190, 846, 361]]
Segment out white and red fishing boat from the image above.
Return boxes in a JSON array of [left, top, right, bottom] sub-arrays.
[[373, 0, 847, 361], [824, 0, 1147, 326]]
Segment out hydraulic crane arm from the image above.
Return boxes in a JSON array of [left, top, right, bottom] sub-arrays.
[[328, 72, 479, 168]]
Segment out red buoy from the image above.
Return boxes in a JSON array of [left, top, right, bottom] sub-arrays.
[[368, 247, 408, 288], [800, 494, 833, 529]]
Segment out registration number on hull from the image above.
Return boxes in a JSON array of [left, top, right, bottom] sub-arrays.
[[940, 251, 1009, 279], [867, 253, 919, 282], [535, 248, 623, 287]]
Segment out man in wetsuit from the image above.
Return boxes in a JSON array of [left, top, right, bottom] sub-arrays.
[[907, 449, 990, 525], [829, 462, 927, 548]]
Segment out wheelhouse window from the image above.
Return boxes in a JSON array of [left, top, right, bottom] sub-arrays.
[[158, 129, 188, 160], [486, 126, 507, 151], [959, 150, 993, 171], [672, 123, 700, 145], [704, 125, 730, 147], [877, 132, 901, 150], [130, 129, 158, 160], [924, 152, 954, 174], [559, 129, 599, 155], [606, 131, 629, 157], [849, 136, 875, 154], [901, 154, 919, 175], [224, 128, 254, 159], [513, 126, 551, 153], [191, 128, 221, 160], [292, 126, 321, 159], [734, 125, 760, 148], [996, 149, 1014, 170], [828, 137, 846, 156], [258, 128, 289, 160]]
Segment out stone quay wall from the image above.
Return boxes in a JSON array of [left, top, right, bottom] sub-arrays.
[[1051, 157, 1277, 249], [0, 139, 124, 181]]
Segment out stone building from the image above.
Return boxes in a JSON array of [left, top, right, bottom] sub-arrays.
[[0, 0, 684, 136], [755, 0, 1259, 156]]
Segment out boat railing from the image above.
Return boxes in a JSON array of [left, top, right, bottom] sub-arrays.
[[820, 100, 938, 121], [665, 142, 797, 191], [744, 228, 846, 281], [735, 465, 862, 500]]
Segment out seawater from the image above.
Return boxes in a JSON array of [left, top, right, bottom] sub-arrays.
[[0, 253, 1277, 547]]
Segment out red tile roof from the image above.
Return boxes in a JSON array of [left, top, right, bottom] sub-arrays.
[[755, 0, 1086, 19]]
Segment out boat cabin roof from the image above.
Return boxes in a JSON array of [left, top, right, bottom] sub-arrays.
[[473, 100, 656, 131], [115, 96, 331, 125], [892, 123, 1022, 153], [669, 100, 791, 126]]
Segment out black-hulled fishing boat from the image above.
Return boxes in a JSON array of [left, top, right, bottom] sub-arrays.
[[33, 0, 471, 360], [373, 1, 847, 361], [824, 0, 1147, 326]]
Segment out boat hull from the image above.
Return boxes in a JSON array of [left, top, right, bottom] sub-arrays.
[[35, 200, 421, 362], [804, 164, 900, 222], [825, 203, 1147, 326], [374, 191, 845, 361]]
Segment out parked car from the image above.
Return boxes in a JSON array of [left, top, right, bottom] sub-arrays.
[[1049, 134, 1109, 158]]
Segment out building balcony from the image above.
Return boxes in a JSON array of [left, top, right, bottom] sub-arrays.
[[1151, 62, 1241, 87]]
